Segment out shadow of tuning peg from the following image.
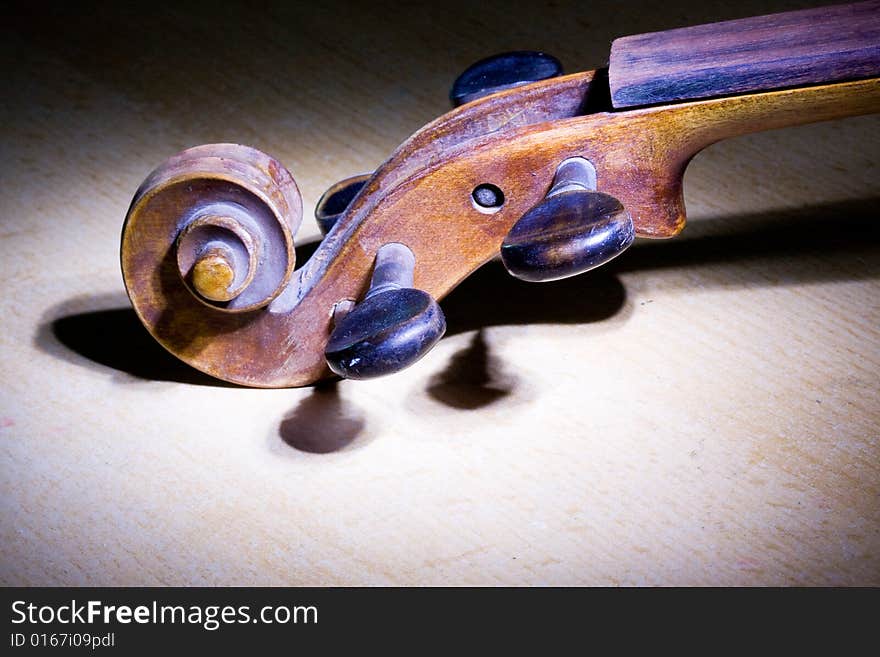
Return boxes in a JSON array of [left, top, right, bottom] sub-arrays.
[[314, 174, 371, 235], [325, 243, 446, 380], [501, 157, 635, 282], [450, 51, 563, 107]]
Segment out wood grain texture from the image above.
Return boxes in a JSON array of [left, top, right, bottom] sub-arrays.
[[2, 0, 880, 587], [610, 0, 880, 108]]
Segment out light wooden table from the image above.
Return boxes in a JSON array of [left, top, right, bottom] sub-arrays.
[[2, 0, 878, 586]]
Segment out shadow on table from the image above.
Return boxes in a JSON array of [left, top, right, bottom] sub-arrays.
[[425, 329, 517, 411], [277, 379, 369, 454]]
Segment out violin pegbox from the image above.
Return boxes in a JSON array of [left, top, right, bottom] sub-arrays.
[[312, 50, 565, 237]]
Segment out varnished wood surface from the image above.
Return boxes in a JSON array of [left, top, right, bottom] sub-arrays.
[[2, 0, 879, 585], [610, 0, 880, 107]]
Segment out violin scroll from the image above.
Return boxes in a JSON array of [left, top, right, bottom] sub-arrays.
[[123, 143, 302, 313], [120, 143, 306, 384]]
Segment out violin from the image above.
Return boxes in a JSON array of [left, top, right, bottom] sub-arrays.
[[120, 1, 880, 388]]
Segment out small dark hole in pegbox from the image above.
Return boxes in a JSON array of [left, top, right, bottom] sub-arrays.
[[472, 183, 505, 210]]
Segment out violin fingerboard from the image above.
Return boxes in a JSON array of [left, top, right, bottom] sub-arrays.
[[609, 0, 880, 108]]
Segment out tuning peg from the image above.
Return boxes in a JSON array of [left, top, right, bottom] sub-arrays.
[[314, 174, 370, 235], [501, 157, 635, 282], [325, 243, 446, 380], [450, 51, 563, 107]]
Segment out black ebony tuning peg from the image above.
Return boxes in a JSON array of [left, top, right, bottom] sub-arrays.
[[501, 157, 635, 282], [450, 51, 563, 107], [325, 243, 446, 380], [314, 174, 370, 235]]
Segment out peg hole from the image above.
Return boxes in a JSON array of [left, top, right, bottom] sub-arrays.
[[472, 183, 505, 214]]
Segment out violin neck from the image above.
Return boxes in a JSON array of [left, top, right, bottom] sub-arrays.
[[609, 0, 880, 108]]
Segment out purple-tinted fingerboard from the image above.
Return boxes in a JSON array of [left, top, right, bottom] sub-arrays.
[[609, 0, 880, 108]]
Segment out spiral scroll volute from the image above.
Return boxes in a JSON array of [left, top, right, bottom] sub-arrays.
[[120, 144, 303, 381], [122, 143, 302, 315]]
